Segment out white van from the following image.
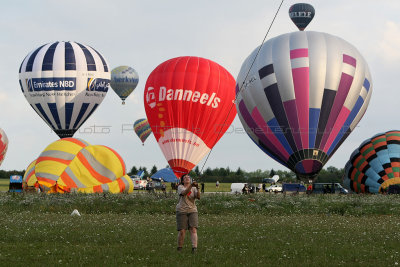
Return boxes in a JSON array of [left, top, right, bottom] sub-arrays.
[[231, 183, 246, 194], [131, 178, 148, 190]]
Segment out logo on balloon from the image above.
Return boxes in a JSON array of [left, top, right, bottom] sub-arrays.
[[289, 11, 313, 18], [146, 87, 156, 108], [146, 86, 221, 109], [25, 78, 76, 92], [87, 78, 109, 92]]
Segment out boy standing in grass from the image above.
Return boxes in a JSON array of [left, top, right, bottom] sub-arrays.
[[176, 174, 201, 253]]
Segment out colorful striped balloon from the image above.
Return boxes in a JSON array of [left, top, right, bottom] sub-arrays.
[[0, 128, 8, 167], [134, 118, 152, 145], [344, 131, 400, 194], [23, 160, 37, 187], [25, 138, 133, 193], [236, 31, 372, 181]]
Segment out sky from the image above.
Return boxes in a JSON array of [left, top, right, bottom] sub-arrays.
[[1, 0, 400, 174]]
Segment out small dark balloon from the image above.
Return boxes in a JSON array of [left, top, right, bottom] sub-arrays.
[[289, 3, 315, 31]]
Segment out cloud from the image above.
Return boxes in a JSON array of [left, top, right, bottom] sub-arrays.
[[378, 21, 400, 63]]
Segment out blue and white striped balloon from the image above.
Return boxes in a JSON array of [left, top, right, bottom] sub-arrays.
[[19, 41, 110, 138]]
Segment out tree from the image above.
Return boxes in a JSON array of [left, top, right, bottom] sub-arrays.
[[150, 165, 158, 176], [194, 166, 200, 176], [129, 166, 138, 176], [235, 167, 244, 176], [269, 169, 276, 177]]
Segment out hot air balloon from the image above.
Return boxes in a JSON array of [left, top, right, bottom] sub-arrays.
[[144, 56, 236, 177], [110, 66, 139, 104], [19, 41, 110, 138], [0, 128, 8, 167], [344, 131, 400, 194], [134, 118, 152, 145], [23, 138, 134, 193], [236, 31, 372, 181], [289, 3, 315, 31]]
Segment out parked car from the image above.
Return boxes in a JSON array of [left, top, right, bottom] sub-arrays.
[[146, 180, 163, 191], [282, 183, 306, 194], [311, 183, 348, 194], [265, 184, 282, 193]]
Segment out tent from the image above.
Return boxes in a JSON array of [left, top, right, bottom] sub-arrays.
[[151, 168, 179, 183]]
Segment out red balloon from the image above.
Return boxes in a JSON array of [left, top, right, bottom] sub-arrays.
[[0, 128, 8, 167], [144, 57, 236, 177]]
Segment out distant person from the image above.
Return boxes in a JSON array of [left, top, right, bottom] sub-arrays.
[[176, 174, 200, 253], [216, 180, 220, 189], [262, 183, 266, 192], [161, 182, 167, 195], [307, 184, 312, 195], [242, 184, 249, 194], [49, 181, 60, 194], [34, 181, 41, 193], [201, 182, 205, 193]]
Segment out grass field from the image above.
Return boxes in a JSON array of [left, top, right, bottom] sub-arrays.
[[0, 193, 399, 266]]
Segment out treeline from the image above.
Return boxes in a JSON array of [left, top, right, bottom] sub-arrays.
[[0, 165, 344, 184], [128, 165, 344, 184], [0, 170, 25, 179]]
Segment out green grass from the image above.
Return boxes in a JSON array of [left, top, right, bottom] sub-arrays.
[[0, 193, 400, 266], [0, 179, 8, 192]]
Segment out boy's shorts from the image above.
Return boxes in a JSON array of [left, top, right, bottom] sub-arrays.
[[176, 212, 198, 230]]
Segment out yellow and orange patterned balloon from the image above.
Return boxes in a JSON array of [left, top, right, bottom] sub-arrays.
[[23, 138, 133, 193]]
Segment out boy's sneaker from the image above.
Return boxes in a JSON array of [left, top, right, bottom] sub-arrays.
[[177, 247, 182, 252], [191, 247, 197, 254]]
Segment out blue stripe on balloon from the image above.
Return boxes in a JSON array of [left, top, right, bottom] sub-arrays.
[[73, 103, 90, 129], [42, 42, 59, 71], [248, 133, 287, 166], [309, 108, 320, 147], [25, 44, 46, 72], [369, 157, 384, 175], [48, 103, 61, 129], [77, 103, 99, 129], [19, 80, 24, 93], [295, 163, 305, 174], [65, 42, 76, 71], [76, 43, 96, 71], [327, 96, 364, 155], [363, 78, 370, 93], [65, 102, 74, 129], [34, 103, 55, 130], [89, 46, 109, 72], [266, 118, 293, 155], [376, 150, 390, 166]]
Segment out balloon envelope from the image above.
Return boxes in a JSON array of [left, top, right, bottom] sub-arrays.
[[19, 41, 110, 138], [151, 168, 179, 183], [110, 66, 139, 104], [289, 3, 315, 31], [0, 128, 8, 167], [133, 118, 152, 144], [344, 131, 400, 194], [236, 31, 372, 181], [24, 138, 133, 193], [144, 56, 236, 177]]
